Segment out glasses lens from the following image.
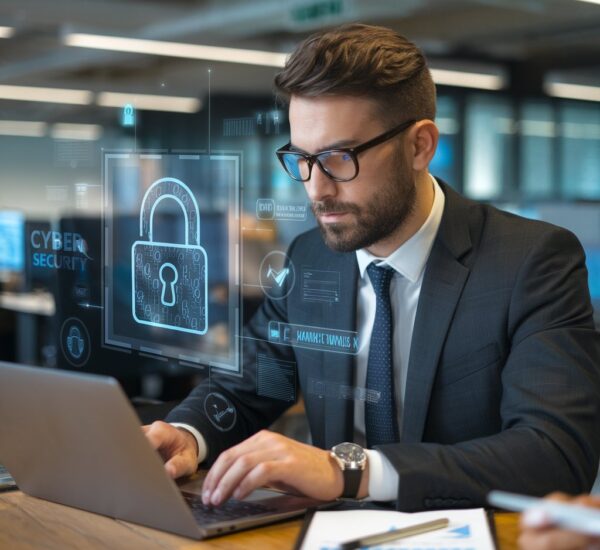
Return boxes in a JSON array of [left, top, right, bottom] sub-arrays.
[[281, 153, 310, 181], [318, 151, 357, 181]]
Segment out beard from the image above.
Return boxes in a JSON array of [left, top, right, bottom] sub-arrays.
[[311, 157, 416, 253]]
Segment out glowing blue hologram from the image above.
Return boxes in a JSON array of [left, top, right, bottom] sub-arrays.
[[122, 104, 135, 126], [268, 321, 281, 341], [131, 177, 208, 335], [258, 251, 295, 300], [255, 198, 307, 222], [256, 198, 275, 219], [59, 317, 91, 367], [159, 262, 178, 306], [66, 326, 85, 359], [204, 392, 237, 432], [267, 321, 359, 355], [306, 377, 381, 403], [256, 354, 296, 402], [266, 265, 290, 287], [302, 268, 341, 303]]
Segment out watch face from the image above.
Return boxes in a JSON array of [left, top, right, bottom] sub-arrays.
[[334, 442, 366, 465]]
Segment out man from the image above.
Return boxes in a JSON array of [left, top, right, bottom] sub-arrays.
[[144, 23, 600, 511]]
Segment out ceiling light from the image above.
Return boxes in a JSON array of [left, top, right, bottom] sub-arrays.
[[519, 120, 556, 138], [51, 123, 103, 141], [96, 91, 201, 113], [561, 122, 600, 140], [575, 0, 600, 5], [64, 33, 288, 68], [545, 82, 600, 102], [0, 85, 93, 105], [0, 26, 14, 39], [430, 68, 505, 90], [0, 120, 47, 138]]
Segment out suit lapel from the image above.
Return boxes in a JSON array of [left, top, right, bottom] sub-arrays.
[[401, 182, 474, 443]]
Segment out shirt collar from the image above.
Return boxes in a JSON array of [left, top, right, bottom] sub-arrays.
[[355, 174, 445, 283]]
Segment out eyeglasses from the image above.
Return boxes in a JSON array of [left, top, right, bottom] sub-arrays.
[[275, 119, 416, 183]]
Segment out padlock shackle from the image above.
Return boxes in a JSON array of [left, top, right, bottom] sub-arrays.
[[139, 177, 200, 246]]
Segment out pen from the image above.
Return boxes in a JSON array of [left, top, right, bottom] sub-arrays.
[[340, 517, 450, 550]]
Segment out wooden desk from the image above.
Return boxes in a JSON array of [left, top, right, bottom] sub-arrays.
[[0, 489, 519, 550]]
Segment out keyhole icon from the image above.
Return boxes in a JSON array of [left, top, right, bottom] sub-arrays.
[[159, 263, 178, 307]]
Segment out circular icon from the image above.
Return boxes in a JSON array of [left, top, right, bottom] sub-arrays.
[[59, 317, 91, 367], [204, 392, 237, 432], [258, 251, 295, 300]]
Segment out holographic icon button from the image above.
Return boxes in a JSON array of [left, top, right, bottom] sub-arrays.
[[258, 250, 295, 300], [131, 177, 208, 335], [204, 392, 237, 432], [122, 103, 135, 127], [60, 317, 91, 367]]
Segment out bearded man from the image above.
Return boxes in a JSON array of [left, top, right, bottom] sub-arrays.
[[144, 23, 600, 511]]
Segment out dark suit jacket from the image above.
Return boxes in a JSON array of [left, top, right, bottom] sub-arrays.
[[167, 180, 600, 511]]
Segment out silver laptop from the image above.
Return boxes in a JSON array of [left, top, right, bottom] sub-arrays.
[[0, 362, 326, 539]]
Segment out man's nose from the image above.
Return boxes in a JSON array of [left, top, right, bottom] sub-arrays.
[[304, 164, 337, 203]]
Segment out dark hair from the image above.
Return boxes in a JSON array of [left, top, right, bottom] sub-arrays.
[[274, 23, 436, 124]]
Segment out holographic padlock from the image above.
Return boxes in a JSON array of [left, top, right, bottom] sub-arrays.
[[131, 177, 207, 334]]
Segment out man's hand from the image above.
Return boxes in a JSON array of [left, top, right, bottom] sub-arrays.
[[518, 492, 600, 550], [142, 421, 199, 479], [201, 430, 368, 506]]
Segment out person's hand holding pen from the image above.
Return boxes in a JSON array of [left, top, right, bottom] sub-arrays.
[[518, 493, 600, 550]]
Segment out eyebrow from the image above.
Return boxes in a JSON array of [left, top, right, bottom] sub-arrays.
[[289, 138, 361, 154]]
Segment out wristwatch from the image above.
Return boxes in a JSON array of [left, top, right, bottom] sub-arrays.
[[330, 442, 367, 499]]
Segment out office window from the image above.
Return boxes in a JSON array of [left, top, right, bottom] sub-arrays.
[[519, 101, 556, 199], [464, 94, 515, 200], [431, 95, 460, 187], [559, 101, 600, 199]]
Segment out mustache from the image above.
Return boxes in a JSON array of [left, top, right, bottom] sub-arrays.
[[311, 200, 360, 216]]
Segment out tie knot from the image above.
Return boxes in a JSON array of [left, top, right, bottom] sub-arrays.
[[366, 262, 394, 296]]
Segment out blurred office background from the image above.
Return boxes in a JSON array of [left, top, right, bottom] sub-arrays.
[[0, 0, 599, 413]]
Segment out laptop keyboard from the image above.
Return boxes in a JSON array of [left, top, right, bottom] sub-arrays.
[[182, 491, 276, 524]]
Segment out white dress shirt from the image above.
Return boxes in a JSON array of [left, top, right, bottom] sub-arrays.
[[174, 174, 444, 502], [356, 174, 444, 500]]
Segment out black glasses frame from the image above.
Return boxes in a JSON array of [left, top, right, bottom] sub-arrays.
[[275, 118, 416, 183]]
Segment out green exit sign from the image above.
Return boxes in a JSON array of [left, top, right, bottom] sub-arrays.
[[291, 0, 345, 23]]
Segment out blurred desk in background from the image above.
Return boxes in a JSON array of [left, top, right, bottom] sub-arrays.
[[0, 291, 55, 364]]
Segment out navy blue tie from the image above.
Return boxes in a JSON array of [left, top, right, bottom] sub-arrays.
[[365, 262, 399, 448]]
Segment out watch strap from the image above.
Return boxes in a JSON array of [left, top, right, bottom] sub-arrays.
[[341, 468, 363, 498]]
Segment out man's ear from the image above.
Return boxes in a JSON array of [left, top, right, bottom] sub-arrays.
[[409, 120, 439, 172]]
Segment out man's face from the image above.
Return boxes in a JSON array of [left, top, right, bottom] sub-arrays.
[[288, 95, 416, 253]]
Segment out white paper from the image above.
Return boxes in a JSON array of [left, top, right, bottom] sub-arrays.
[[300, 507, 495, 550]]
